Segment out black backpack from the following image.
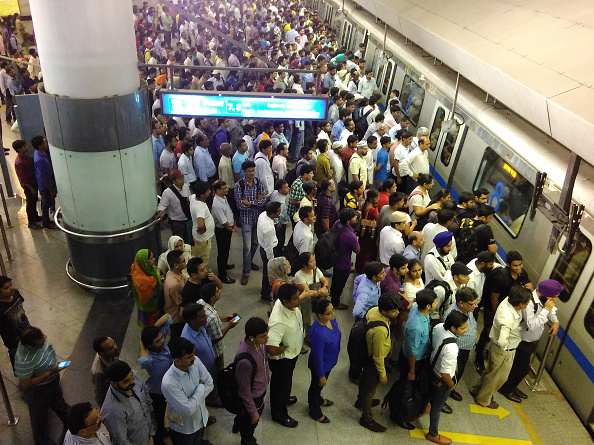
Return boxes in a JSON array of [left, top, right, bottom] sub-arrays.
[[425, 279, 453, 319], [218, 352, 257, 415], [314, 225, 349, 270], [354, 108, 373, 139], [285, 159, 308, 187], [347, 307, 389, 380], [455, 218, 488, 264]]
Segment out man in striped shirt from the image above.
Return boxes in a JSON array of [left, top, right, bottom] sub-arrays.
[[15, 326, 70, 445]]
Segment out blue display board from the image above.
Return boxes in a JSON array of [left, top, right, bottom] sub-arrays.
[[161, 92, 328, 120]]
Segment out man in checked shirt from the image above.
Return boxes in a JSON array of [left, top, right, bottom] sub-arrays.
[[234, 161, 267, 286]]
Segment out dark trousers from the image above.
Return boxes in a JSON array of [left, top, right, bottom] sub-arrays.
[[170, 428, 203, 445], [235, 393, 265, 445], [22, 376, 70, 445], [260, 247, 272, 300], [39, 188, 55, 228], [274, 224, 286, 257], [23, 186, 41, 225], [308, 369, 330, 419], [428, 381, 451, 437], [269, 356, 298, 420], [215, 227, 232, 278], [357, 360, 380, 421], [398, 352, 432, 415], [150, 392, 167, 445], [5, 90, 15, 122], [164, 30, 172, 47], [455, 348, 470, 382], [500, 340, 537, 393], [476, 305, 495, 365], [330, 267, 350, 307], [169, 219, 191, 244]]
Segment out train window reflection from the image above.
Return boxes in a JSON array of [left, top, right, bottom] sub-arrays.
[[429, 107, 446, 152], [473, 147, 534, 237], [550, 233, 591, 304], [382, 63, 393, 96], [400, 75, 425, 126], [439, 124, 461, 167]]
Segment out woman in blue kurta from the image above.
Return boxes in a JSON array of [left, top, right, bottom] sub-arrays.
[[308, 298, 341, 423]]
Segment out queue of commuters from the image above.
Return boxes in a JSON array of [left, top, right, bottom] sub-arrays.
[[1, 2, 564, 445]]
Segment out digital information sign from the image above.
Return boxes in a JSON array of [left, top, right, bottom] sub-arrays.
[[161, 92, 328, 120]]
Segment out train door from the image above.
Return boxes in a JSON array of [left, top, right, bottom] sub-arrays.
[[378, 59, 396, 105], [340, 20, 349, 47], [351, 27, 365, 53], [366, 39, 377, 71], [536, 228, 594, 430], [431, 116, 466, 190]]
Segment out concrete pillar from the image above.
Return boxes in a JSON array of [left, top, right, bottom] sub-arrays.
[[30, 0, 160, 290]]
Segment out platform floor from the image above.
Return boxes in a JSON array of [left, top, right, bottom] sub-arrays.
[[0, 120, 591, 445]]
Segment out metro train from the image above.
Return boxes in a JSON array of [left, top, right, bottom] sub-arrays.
[[311, 0, 594, 434]]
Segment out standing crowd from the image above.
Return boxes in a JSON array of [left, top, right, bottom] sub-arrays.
[[0, 1, 564, 445]]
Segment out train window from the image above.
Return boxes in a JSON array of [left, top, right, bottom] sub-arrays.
[[439, 123, 462, 167], [382, 62, 393, 96], [401, 75, 425, 126], [429, 107, 446, 152], [550, 233, 591, 303], [473, 147, 534, 237], [377, 64, 385, 88]]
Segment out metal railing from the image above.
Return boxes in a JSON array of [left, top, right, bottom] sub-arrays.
[[526, 326, 555, 392], [0, 370, 18, 425]]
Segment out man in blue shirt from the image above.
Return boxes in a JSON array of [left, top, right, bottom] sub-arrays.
[[232, 139, 249, 181], [352, 262, 386, 320], [31, 135, 58, 230], [301, 60, 314, 91], [193, 134, 217, 182], [161, 337, 213, 445], [331, 109, 350, 142], [398, 288, 438, 430], [181, 303, 221, 408], [374, 136, 392, 188], [152, 121, 165, 168], [139, 314, 173, 445]]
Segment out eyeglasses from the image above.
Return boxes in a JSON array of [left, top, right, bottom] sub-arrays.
[[465, 301, 479, 307]]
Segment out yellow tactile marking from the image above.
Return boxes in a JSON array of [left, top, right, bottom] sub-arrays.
[[410, 428, 533, 445], [512, 401, 543, 445]]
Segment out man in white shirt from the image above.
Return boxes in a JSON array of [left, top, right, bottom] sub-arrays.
[[427, 311, 468, 445], [211, 180, 237, 284], [254, 140, 275, 196], [424, 232, 455, 283], [161, 337, 214, 445], [428, 262, 471, 323], [466, 251, 496, 304], [379, 212, 409, 265], [257, 202, 281, 303], [358, 69, 378, 98], [191, 182, 215, 265], [400, 136, 430, 184], [156, 170, 192, 244], [348, 142, 368, 187], [293, 206, 315, 254], [178, 143, 197, 188], [383, 105, 401, 133], [422, 209, 458, 262], [471, 286, 531, 409], [499, 279, 562, 403]]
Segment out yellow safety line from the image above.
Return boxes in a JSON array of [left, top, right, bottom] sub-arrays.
[[410, 428, 533, 445], [513, 402, 543, 445]]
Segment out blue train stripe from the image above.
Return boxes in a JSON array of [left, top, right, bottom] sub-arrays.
[[430, 162, 593, 383], [557, 325, 594, 385]]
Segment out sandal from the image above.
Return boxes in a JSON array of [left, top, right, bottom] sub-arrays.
[[322, 399, 334, 406], [300, 347, 309, 354]]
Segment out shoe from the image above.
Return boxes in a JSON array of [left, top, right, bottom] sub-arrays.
[[311, 415, 331, 423], [396, 420, 415, 430], [259, 296, 272, 304], [287, 395, 297, 405], [441, 403, 453, 414], [469, 388, 478, 398], [349, 375, 359, 384], [354, 398, 379, 409], [474, 397, 499, 409], [206, 416, 216, 426], [498, 390, 522, 403], [475, 360, 485, 374], [425, 433, 452, 444], [226, 264, 235, 270], [43, 223, 60, 230], [334, 303, 349, 310], [359, 417, 386, 433], [28, 222, 43, 229], [220, 275, 236, 284], [206, 399, 224, 408], [241, 275, 249, 285], [322, 399, 334, 407], [450, 390, 462, 401], [250, 263, 260, 271], [300, 347, 308, 354], [513, 387, 528, 399], [232, 420, 239, 434], [273, 416, 298, 428]]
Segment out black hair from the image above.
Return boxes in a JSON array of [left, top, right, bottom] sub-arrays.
[[416, 288, 437, 310], [474, 187, 489, 198], [182, 303, 204, 323], [319, 179, 333, 193], [298, 205, 314, 222], [67, 402, 94, 435], [339, 207, 355, 224], [458, 191, 475, 205], [12, 140, 26, 153], [20, 326, 44, 348], [444, 310, 468, 331], [92, 336, 109, 353], [417, 173, 433, 186], [169, 337, 195, 359], [378, 292, 402, 312], [245, 316, 268, 337], [275, 179, 287, 190], [388, 191, 407, 207], [455, 287, 479, 304], [407, 258, 422, 273], [242, 160, 256, 171], [299, 164, 315, 176], [476, 204, 495, 218], [380, 136, 392, 146], [192, 181, 211, 198], [186, 257, 204, 275], [506, 251, 523, 265], [0, 275, 12, 288], [31, 135, 45, 150], [167, 249, 184, 269], [508, 285, 532, 307], [212, 180, 226, 192], [141, 325, 162, 348], [181, 141, 193, 154], [298, 252, 314, 269], [266, 201, 282, 215], [348, 180, 363, 192], [278, 283, 299, 302], [364, 261, 384, 280], [436, 209, 455, 225], [316, 139, 328, 152], [313, 298, 332, 316], [199, 282, 217, 302], [388, 254, 408, 271]]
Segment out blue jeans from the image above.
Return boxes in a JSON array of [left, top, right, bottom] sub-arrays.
[[290, 129, 303, 161], [429, 381, 451, 437], [39, 188, 55, 227], [169, 428, 203, 445], [241, 223, 258, 276]]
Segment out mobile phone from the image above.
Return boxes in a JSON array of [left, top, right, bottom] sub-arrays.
[[233, 314, 241, 322], [58, 361, 70, 369]]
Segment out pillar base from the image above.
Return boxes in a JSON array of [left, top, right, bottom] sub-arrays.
[[56, 209, 162, 293]]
